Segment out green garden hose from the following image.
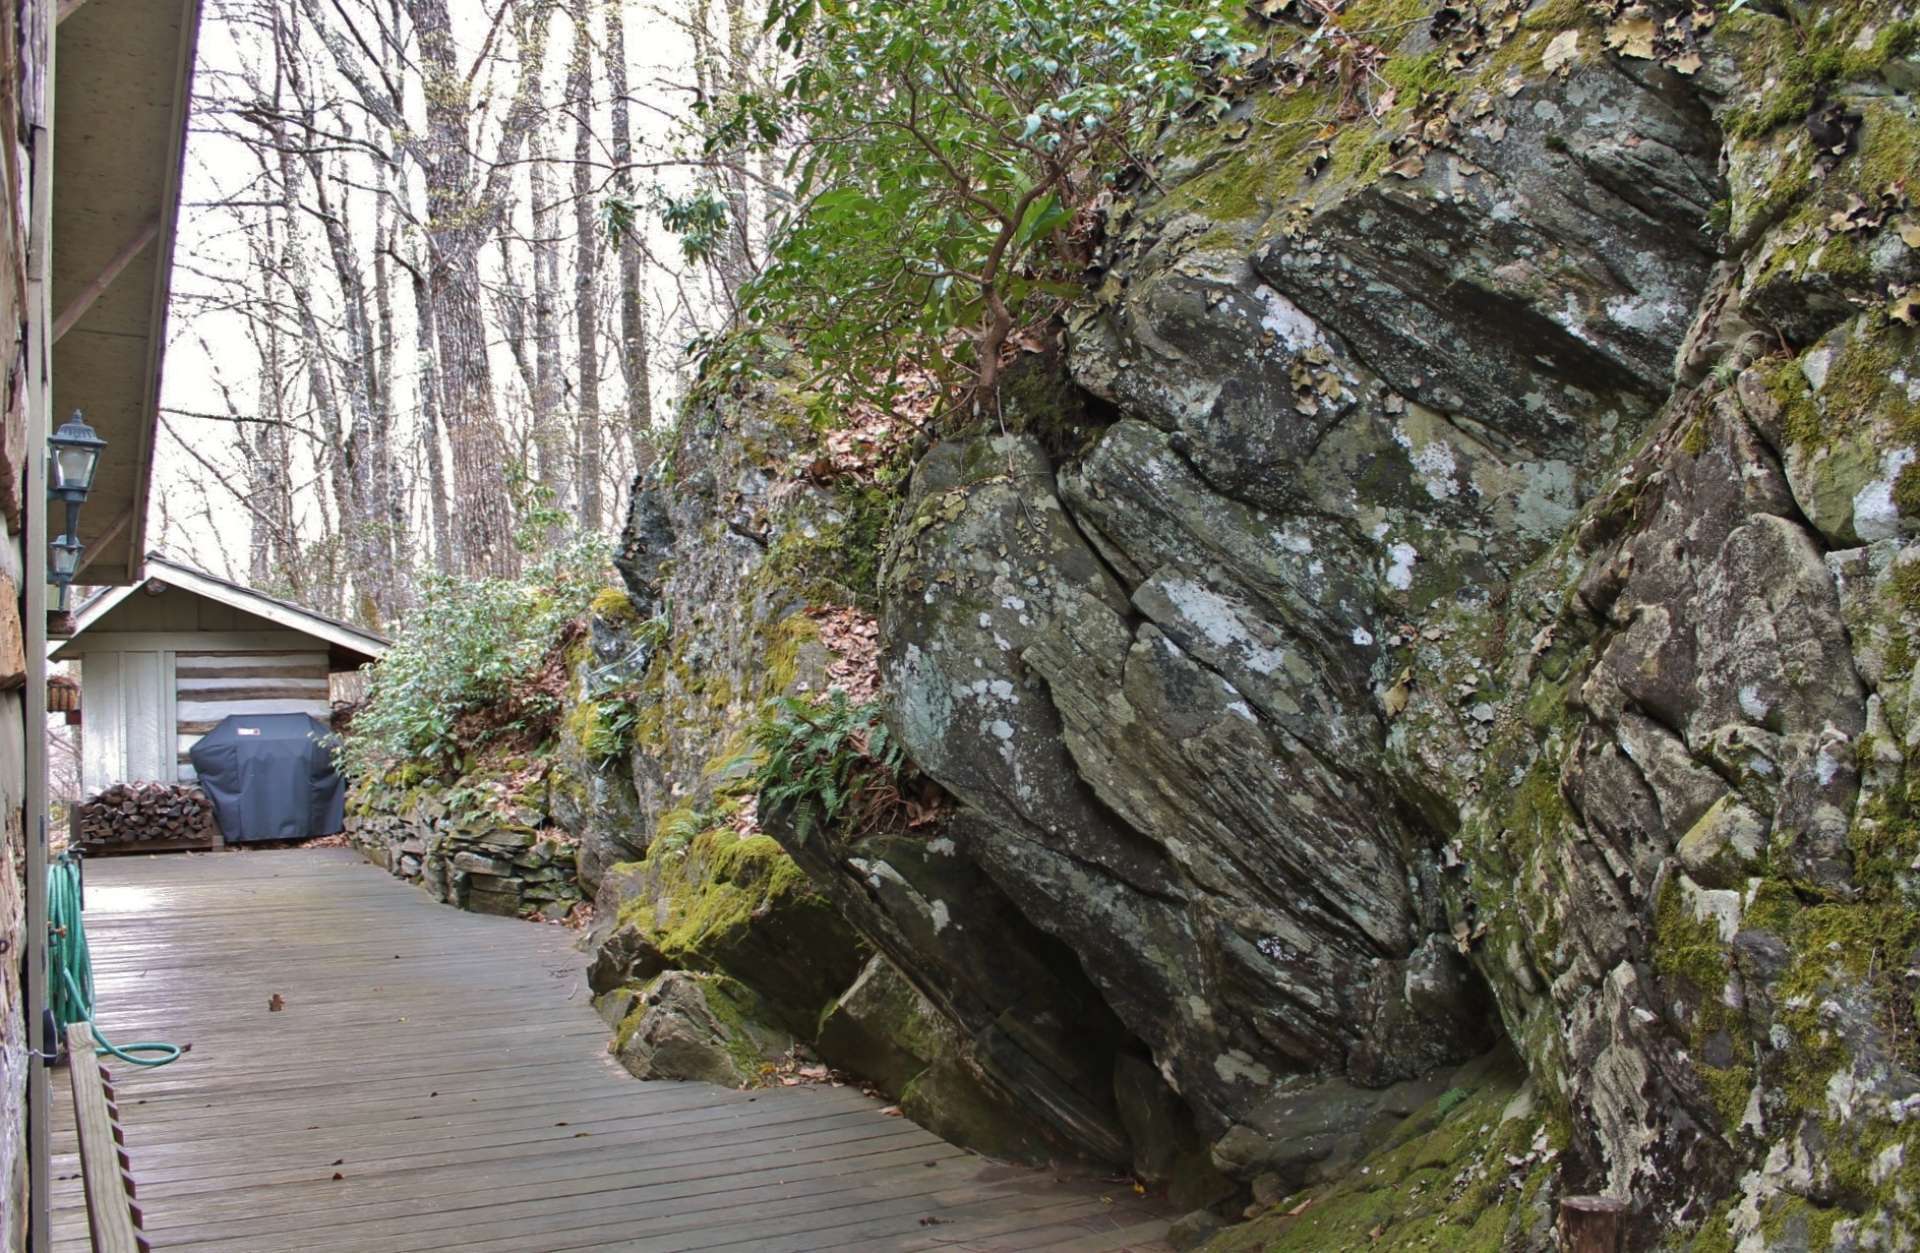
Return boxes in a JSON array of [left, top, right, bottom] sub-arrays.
[[47, 851, 184, 1067]]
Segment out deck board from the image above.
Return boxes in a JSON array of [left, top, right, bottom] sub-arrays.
[[49, 847, 1170, 1252]]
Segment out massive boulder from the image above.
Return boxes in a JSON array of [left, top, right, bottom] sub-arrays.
[[871, 1, 1920, 1245], [577, 3, 1920, 1245]]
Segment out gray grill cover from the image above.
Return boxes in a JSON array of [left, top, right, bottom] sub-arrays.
[[188, 713, 346, 842]]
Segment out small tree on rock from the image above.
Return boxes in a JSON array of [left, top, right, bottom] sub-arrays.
[[623, 0, 1251, 419]]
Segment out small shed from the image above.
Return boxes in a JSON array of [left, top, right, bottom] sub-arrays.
[[49, 554, 388, 794]]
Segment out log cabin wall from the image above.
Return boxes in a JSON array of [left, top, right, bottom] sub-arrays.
[[0, 0, 46, 1244], [174, 650, 329, 780]]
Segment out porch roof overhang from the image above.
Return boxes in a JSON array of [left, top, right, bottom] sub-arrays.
[[50, 0, 204, 586]]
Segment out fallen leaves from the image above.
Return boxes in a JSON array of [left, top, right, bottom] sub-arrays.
[[1602, 15, 1656, 60], [1384, 151, 1427, 180], [808, 605, 884, 705], [1891, 286, 1920, 327], [1288, 346, 1347, 416], [1381, 667, 1414, 718], [1588, 1, 1723, 77]]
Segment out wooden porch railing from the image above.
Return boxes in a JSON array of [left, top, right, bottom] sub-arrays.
[[63, 1024, 149, 1253]]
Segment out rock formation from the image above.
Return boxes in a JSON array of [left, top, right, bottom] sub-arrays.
[[356, 2, 1920, 1246]]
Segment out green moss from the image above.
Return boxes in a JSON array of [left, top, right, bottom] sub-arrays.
[[618, 828, 810, 954], [760, 612, 822, 698], [1381, 50, 1455, 100], [1683, 1199, 1742, 1253], [1678, 412, 1711, 459], [1204, 1050, 1547, 1253], [589, 585, 640, 625], [1758, 1194, 1844, 1252], [1745, 878, 1804, 936], [1723, 10, 1918, 140], [614, 971, 780, 1082], [1767, 356, 1827, 449], [1651, 875, 1756, 1136], [1890, 562, 1920, 619], [747, 480, 899, 612]]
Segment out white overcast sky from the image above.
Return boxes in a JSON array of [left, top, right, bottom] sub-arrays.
[[152, 0, 717, 582]]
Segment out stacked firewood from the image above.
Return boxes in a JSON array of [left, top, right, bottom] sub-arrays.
[[76, 782, 216, 847]]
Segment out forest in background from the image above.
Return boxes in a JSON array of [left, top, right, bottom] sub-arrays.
[[153, 0, 785, 626]]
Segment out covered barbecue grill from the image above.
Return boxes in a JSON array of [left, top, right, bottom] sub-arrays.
[[187, 713, 346, 842]]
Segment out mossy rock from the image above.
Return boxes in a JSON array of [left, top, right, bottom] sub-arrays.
[[814, 955, 955, 1095], [900, 1056, 1064, 1167], [612, 828, 868, 1033], [1201, 1049, 1549, 1252], [612, 971, 793, 1087]]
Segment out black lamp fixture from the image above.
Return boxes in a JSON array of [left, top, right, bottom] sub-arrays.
[[47, 409, 105, 587]]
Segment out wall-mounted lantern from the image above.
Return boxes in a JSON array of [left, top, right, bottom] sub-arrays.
[[46, 410, 104, 587]]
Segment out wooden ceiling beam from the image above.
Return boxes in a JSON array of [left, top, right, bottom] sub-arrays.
[[51, 215, 159, 344], [71, 504, 132, 578]]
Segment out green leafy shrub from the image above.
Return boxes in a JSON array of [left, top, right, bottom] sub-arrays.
[[616, 0, 1250, 412], [339, 537, 613, 778], [750, 692, 905, 841]]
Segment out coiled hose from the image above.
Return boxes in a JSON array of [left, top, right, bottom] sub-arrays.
[[47, 850, 184, 1067]]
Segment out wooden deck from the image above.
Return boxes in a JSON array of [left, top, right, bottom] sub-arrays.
[[50, 848, 1170, 1252]]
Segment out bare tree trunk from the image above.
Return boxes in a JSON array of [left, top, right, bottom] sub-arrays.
[[371, 168, 404, 603], [404, 0, 554, 576], [408, 255, 455, 574], [569, 6, 602, 531], [529, 121, 567, 520], [687, 0, 742, 300], [605, 0, 653, 470], [722, 0, 753, 283], [301, 147, 394, 625]]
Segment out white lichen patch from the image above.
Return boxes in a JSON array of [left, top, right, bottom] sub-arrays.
[[1385, 542, 1419, 591], [1213, 1049, 1273, 1087], [1254, 285, 1327, 353], [1159, 576, 1289, 676], [1508, 460, 1578, 540], [1852, 447, 1915, 543], [1393, 417, 1462, 501]]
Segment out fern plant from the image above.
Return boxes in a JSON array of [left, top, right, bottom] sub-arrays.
[[750, 692, 905, 842]]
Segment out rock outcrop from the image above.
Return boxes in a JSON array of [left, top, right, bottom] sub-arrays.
[[368, 0, 1920, 1245], [856, 1, 1920, 1244]]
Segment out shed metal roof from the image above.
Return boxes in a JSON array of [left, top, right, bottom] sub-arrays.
[[51, 553, 389, 664]]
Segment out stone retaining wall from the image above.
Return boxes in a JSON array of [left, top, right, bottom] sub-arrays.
[[347, 802, 584, 921]]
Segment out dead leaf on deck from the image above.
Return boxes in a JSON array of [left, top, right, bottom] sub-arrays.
[[268, 993, 285, 1012]]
